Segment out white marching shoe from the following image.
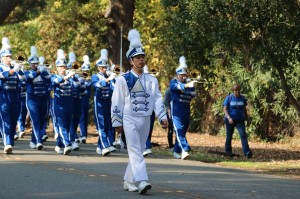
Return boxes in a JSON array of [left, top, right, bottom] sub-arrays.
[[96, 147, 102, 155], [63, 146, 72, 155], [19, 131, 25, 138], [173, 152, 181, 159], [30, 142, 37, 149], [36, 143, 43, 150], [123, 181, 138, 192], [109, 146, 116, 152], [143, 148, 152, 157], [71, 142, 80, 151], [138, 181, 152, 194], [55, 146, 63, 154], [14, 134, 19, 141], [42, 135, 48, 142], [181, 151, 190, 160], [80, 136, 86, 144], [4, 145, 13, 154], [102, 147, 110, 156]]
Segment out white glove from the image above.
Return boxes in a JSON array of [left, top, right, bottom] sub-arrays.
[[107, 73, 117, 81], [39, 66, 48, 73], [13, 63, 21, 73], [65, 70, 75, 79], [186, 80, 196, 88]]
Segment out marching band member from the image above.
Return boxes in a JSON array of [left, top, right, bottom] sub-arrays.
[[39, 56, 52, 142], [111, 29, 168, 194], [92, 49, 116, 156], [16, 63, 28, 139], [170, 56, 197, 160], [0, 37, 25, 154], [68, 52, 81, 150], [79, 55, 92, 144], [24, 46, 51, 150], [51, 49, 80, 155]]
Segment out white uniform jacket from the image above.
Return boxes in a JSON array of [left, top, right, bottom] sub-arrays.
[[111, 70, 166, 127]]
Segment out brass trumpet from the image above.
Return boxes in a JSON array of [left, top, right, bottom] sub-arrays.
[[10, 52, 30, 69], [150, 67, 159, 76], [190, 69, 201, 80], [112, 65, 122, 75], [188, 69, 207, 83]]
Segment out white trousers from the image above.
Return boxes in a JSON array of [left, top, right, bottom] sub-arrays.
[[123, 115, 150, 183]]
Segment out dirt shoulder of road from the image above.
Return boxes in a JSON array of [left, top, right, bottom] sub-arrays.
[[85, 126, 300, 179]]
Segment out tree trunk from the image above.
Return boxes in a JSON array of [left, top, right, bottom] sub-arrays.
[[105, 0, 134, 72], [274, 64, 300, 115], [0, 0, 19, 25]]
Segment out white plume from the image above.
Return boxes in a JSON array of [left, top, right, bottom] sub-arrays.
[[83, 55, 90, 64], [39, 56, 45, 65], [68, 52, 76, 63], [30, 46, 38, 57], [100, 49, 108, 61], [128, 29, 142, 48], [179, 56, 187, 69], [1, 37, 11, 49], [57, 49, 66, 60]]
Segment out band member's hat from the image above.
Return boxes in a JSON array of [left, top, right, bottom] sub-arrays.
[[176, 56, 188, 75], [126, 29, 145, 60]]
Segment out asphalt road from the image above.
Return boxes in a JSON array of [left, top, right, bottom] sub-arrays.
[[0, 137, 299, 199]]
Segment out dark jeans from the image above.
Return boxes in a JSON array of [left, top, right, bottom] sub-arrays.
[[224, 118, 251, 156], [167, 113, 174, 148]]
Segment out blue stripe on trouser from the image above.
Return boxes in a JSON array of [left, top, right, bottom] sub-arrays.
[[171, 102, 191, 154]]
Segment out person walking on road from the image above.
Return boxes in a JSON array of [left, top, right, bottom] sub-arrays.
[[111, 29, 168, 194]]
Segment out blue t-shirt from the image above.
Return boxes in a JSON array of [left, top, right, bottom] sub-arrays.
[[223, 94, 247, 120]]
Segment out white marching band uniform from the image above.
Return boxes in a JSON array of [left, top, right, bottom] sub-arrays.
[[111, 29, 167, 194]]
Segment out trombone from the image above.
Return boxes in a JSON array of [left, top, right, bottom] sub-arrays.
[[188, 69, 207, 83], [72, 61, 91, 79], [150, 67, 159, 76], [10, 51, 30, 69], [112, 65, 122, 75]]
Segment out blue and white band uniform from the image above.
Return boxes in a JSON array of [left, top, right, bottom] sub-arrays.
[[111, 69, 167, 183], [92, 72, 114, 150], [111, 70, 166, 123], [170, 78, 196, 154], [51, 74, 80, 148], [24, 69, 51, 145], [0, 63, 25, 147]]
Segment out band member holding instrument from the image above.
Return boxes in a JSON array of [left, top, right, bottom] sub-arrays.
[[51, 49, 80, 155], [170, 56, 197, 160], [24, 46, 51, 150], [79, 55, 92, 144], [92, 49, 117, 156], [0, 37, 26, 154]]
